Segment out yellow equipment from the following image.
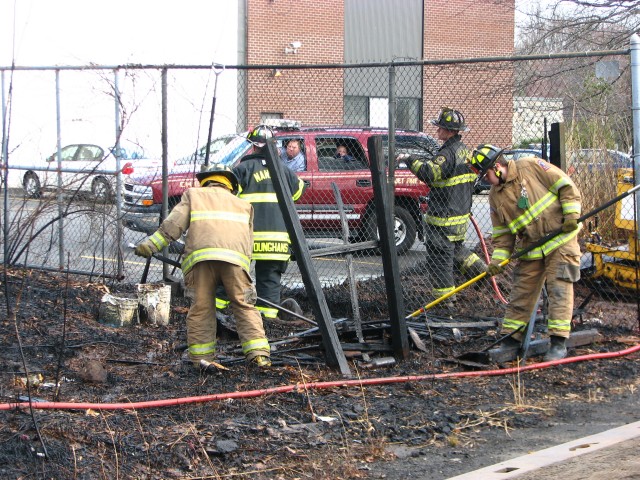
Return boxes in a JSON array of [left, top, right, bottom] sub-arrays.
[[584, 169, 639, 291]]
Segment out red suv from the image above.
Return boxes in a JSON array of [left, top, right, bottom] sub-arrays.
[[123, 124, 438, 254]]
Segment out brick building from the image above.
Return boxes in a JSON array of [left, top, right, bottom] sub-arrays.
[[241, 0, 515, 147]]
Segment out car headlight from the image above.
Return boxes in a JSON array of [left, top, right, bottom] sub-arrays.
[[123, 181, 154, 205]]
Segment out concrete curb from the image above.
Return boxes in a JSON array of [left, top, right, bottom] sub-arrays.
[[447, 420, 640, 479]]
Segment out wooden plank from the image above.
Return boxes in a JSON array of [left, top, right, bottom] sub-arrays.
[[264, 140, 352, 377], [368, 136, 409, 359], [308, 240, 378, 257]]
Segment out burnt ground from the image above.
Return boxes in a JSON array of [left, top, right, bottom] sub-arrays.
[[0, 267, 639, 479]]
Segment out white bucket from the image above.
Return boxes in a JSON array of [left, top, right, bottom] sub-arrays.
[[137, 283, 172, 326], [98, 294, 138, 327]]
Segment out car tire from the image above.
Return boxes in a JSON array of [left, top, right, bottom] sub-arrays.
[[23, 172, 42, 198], [364, 205, 416, 256], [92, 177, 112, 202]]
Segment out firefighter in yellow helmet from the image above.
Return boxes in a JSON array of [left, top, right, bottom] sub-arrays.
[[134, 163, 271, 369], [468, 144, 582, 361], [398, 107, 486, 306]]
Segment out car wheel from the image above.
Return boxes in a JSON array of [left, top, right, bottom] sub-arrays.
[[364, 206, 417, 256], [92, 177, 112, 202], [23, 172, 41, 198]]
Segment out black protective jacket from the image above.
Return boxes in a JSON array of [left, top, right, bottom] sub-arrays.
[[408, 135, 476, 241], [233, 153, 306, 261]]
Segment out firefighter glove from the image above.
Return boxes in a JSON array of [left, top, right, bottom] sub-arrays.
[[134, 240, 154, 258], [407, 156, 421, 171], [561, 218, 579, 233], [486, 260, 504, 277]]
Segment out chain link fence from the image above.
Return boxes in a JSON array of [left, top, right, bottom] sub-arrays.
[[1, 49, 638, 327]]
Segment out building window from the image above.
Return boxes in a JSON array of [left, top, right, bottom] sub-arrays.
[[397, 98, 420, 131], [344, 97, 368, 126], [344, 96, 420, 130], [260, 112, 283, 122]]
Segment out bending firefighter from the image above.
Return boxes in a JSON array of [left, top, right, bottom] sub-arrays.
[[468, 144, 582, 361], [134, 164, 271, 369], [217, 125, 306, 320], [399, 107, 486, 305]]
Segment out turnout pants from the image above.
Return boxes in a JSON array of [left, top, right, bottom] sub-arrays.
[[184, 261, 270, 364], [424, 224, 486, 298], [501, 247, 580, 339], [255, 259, 288, 319]]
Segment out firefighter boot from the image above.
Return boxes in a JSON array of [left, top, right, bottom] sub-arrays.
[[543, 336, 567, 362], [248, 355, 272, 368]]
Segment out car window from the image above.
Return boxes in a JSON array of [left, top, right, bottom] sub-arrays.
[[276, 137, 306, 171], [79, 145, 103, 161], [59, 145, 79, 162], [503, 149, 542, 161], [314, 136, 368, 172]]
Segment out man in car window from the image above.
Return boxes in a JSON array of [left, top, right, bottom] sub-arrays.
[[280, 139, 305, 172], [334, 144, 354, 162], [398, 107, 486, 308]]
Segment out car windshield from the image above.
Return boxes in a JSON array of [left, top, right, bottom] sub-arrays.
[[175, 134, 249, 166], [213, 137, 252, 166]]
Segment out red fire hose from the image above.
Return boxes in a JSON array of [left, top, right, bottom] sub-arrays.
[[2, 344, 638, 412], [469, 215, 508, 305]]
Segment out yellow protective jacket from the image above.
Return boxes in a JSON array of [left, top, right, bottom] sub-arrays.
[[488, 157, 582, 262], [147, 185, 254, 276]]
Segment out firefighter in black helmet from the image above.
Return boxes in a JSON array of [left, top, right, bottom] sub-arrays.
[[216, 125, 306, 321], [398, 107, 486, 307]]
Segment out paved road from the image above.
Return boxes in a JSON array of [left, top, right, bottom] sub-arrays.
[[1, 190, 492, 287]]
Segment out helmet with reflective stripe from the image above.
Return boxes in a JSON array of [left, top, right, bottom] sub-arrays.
[[430, 107, 469, 132], [468, 144, 504, 177], [195, 163, 239, 194], [247, 124, 275, 148]]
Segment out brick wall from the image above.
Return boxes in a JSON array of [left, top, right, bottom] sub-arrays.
[[246, 0, 515, 147], [246, 0, 345, 127], [423, 0, 515, 148]]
